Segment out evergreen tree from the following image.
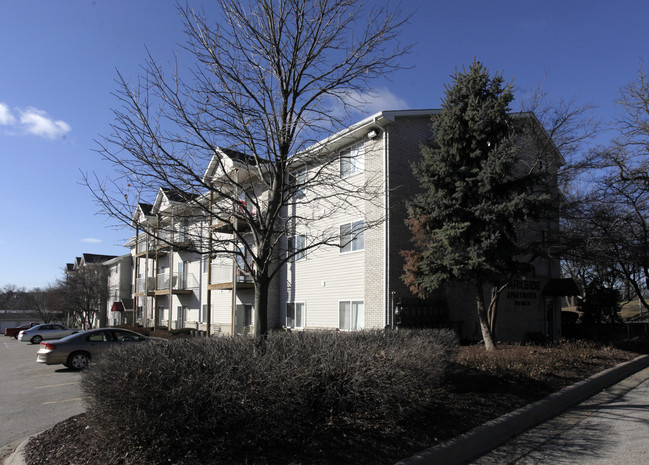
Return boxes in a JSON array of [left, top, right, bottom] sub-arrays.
[[402, 61, 551, 350]]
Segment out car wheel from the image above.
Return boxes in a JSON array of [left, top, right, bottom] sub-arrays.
[[31, 335, 43, 344], [67, 352, 90, 370]]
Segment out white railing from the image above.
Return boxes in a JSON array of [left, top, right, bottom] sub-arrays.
[[210, 263, 253, 285], [136, 277, 156, 293], [156, 272, 198, 290]]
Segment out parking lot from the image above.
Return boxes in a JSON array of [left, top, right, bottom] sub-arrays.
[[0, 337, 84, 448]]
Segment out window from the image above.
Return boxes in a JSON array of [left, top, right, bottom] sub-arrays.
[[340, 220, 364, 253], [87, 331, 113, 342], [114, 330, 144, 342], [236, 304, 253, 327], [340, 144, 364, 178], [339, 301, 364, 330], [287, 302, 305, 329], [200, 304, 207, 323], [288, 234, 306, 261], [290, 166, 307, 197]]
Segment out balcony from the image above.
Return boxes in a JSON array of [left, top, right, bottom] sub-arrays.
[[134, 276, 156, 296], [212, 201, 258, 233], [208, 263, 254, 290], [153, 272, 197, 295], [135, 238, 157, 257]]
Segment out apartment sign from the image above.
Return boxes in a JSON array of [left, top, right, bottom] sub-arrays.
[[506, 279, 541, 307]]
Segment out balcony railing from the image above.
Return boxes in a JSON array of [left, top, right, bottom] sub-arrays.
[[135, 276, 156, 293], [136, 238, 156, 254], [156, 272, 198, 291], [210, 263, 253, 285]]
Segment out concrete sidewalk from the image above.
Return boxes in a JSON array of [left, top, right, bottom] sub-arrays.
[[4, 355, 649, 465], [396, 355, 649, 465]]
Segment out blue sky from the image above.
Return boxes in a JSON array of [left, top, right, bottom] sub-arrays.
[[1, 0, 648, 290]]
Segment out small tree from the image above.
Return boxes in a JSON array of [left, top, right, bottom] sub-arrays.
[[578, 279, 622, 325], [402, 61, 552, 350]]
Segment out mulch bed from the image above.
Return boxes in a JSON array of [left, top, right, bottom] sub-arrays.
[[24, 342, 648, 465]]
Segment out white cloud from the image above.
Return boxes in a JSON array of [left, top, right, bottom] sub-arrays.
[[326, 87, 410, 121], [81, 238, 102, 244], [19, 107, 71, 139], [0, 103, 71, 139], [0, 103, 15, 125], [349, 88, 410, 115]]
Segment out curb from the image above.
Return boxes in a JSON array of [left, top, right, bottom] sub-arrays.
[[395, 354, 649, 465], [2, 438, 29, 465]]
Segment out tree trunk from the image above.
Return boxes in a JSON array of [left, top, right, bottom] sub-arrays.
[[474, 281, 497, 350], [488, 285, 502, 340], [253, 273, 270, 338]]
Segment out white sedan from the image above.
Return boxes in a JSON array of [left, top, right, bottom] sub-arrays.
[[18, 324, 78, 344]]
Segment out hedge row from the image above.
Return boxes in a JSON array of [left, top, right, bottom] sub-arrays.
[[80, 329, 457, 462]]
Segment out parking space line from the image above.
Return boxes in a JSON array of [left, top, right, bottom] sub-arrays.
[[35, 382, 79, 389], [42, 398, 83, 405]]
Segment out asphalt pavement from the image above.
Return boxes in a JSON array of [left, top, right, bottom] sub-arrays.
[[0, 338, 84, 464]]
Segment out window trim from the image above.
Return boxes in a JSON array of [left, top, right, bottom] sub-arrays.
[[290, 166, 307, 198], [339, 143, 365, 178], [339, 220, 365, 254], [288, 234, 307, 261], [338, 300, 364, 331], [286, 301, 306, 329]]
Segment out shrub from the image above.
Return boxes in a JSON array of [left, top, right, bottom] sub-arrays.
[[80, 329, 457, 462]]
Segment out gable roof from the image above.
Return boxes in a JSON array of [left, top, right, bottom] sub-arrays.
[[151, 188, 200, 214], [203, 147, 261, 184]]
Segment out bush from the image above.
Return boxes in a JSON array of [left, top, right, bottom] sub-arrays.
[[80, 329, 457, 462]]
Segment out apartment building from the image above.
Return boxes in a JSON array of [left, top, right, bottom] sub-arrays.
[[65, 253, 132, 328], [104, 254, 133, 327], [124, 109, 570, 342]]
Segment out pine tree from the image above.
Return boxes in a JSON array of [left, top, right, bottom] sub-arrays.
[[402, 61, 550, 350]]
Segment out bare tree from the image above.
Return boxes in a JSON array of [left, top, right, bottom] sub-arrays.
[[28, 287, 64, 323], [59, 266, 109, 329], [0, 285, 30, 310], [518, 81, 602, 198], [560, 65, 649, 312], [87, 0, 410, 337]]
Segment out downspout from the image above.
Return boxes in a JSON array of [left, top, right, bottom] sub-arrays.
[[144, 231, 149, 326], [134, 224, 140, 328], [154, 214, 160, 328], [206, 189, 214, 337], [383, 125, 391, 329], [168, 205, 175, 331], [232, 169, 239, 335]]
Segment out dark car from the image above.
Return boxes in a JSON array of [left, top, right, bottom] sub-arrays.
[[36, 328, 151, 369], [4, 322, 39, 339]]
